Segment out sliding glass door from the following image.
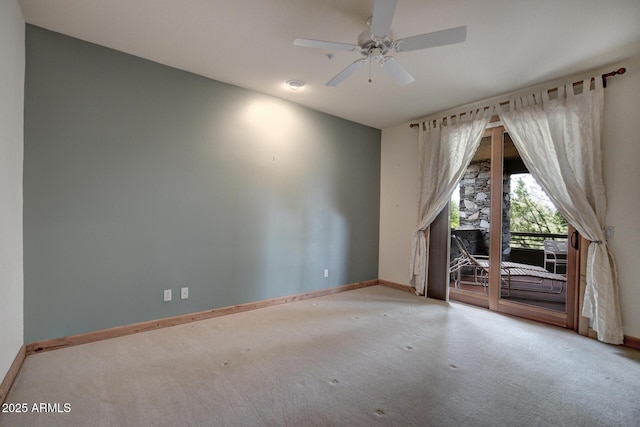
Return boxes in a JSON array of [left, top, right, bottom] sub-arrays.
[[448, 125, 578, 329]]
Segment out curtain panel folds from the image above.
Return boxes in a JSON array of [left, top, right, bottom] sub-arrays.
[[410, 111, 491, 295], [497, 77, 623, 344]]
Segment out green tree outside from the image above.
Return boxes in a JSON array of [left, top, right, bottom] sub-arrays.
[[450, 199, 460, 229], [510, 175, 567, 235]]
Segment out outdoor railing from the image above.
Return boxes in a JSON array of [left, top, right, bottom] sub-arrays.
[[509, 232, 567, 249]]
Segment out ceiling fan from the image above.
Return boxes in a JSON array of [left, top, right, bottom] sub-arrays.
[[293, 0, 467, 87]]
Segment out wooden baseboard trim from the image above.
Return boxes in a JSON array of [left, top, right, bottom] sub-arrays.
[[26, 280, 378, 356], [378, 279, 415, 293], [586, 328, 640, 350], [624, 335, 640, 351], [0, 345, 26, 405]]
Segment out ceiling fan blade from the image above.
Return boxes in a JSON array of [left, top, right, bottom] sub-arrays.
[[326, 59, 367, 86], [371, 0, 397, 38], [293, 37, 359, 52], [395, 26, 467, 52], [381, 56, 414, 87]]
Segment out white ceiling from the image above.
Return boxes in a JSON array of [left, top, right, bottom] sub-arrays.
[[17, 0, 640, 129]]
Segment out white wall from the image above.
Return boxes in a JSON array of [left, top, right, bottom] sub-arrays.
[[378, 122, 418, 286], [601, 57, 640, 340], [379, 57, 640, 339], [0, 0, 25, 378]]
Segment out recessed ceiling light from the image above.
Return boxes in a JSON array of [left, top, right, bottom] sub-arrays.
[[286, 80, 304, 90]]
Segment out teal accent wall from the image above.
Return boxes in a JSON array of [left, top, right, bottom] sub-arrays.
[[24, 26, 380, 342]]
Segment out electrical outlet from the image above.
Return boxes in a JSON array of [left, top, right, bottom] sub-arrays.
[[323, 269, 329, 278], [163, 289, 172, 302], [181, 287, 189, 300], [604, 226, 614, 240]]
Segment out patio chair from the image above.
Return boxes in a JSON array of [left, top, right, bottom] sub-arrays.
[[544, 240, 568, 274], [450, 235, 566, 295]]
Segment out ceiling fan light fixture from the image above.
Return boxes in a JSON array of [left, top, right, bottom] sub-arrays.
[[286, 80, 305, 90], [292, 0, 467, 87]]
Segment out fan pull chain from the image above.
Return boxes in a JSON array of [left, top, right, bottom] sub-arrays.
[[368, 52, 373, 83]]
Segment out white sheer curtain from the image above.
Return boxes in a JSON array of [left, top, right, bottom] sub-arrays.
[[410, 110, 491, 295], [498, 77, 623, 344]]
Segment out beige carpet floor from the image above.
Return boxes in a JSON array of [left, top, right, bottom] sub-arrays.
[[2, 285, 639, 426]]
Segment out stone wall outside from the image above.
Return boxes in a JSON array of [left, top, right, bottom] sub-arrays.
[[455, 160, 511, 258]]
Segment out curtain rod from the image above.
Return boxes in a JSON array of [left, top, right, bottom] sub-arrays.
[[409, 67, 626, 128]]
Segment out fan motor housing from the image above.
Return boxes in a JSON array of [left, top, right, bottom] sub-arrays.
[[357, 28, 393, 56]]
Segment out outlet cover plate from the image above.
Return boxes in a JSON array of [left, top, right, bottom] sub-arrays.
[[604, 226, 614, 240]]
